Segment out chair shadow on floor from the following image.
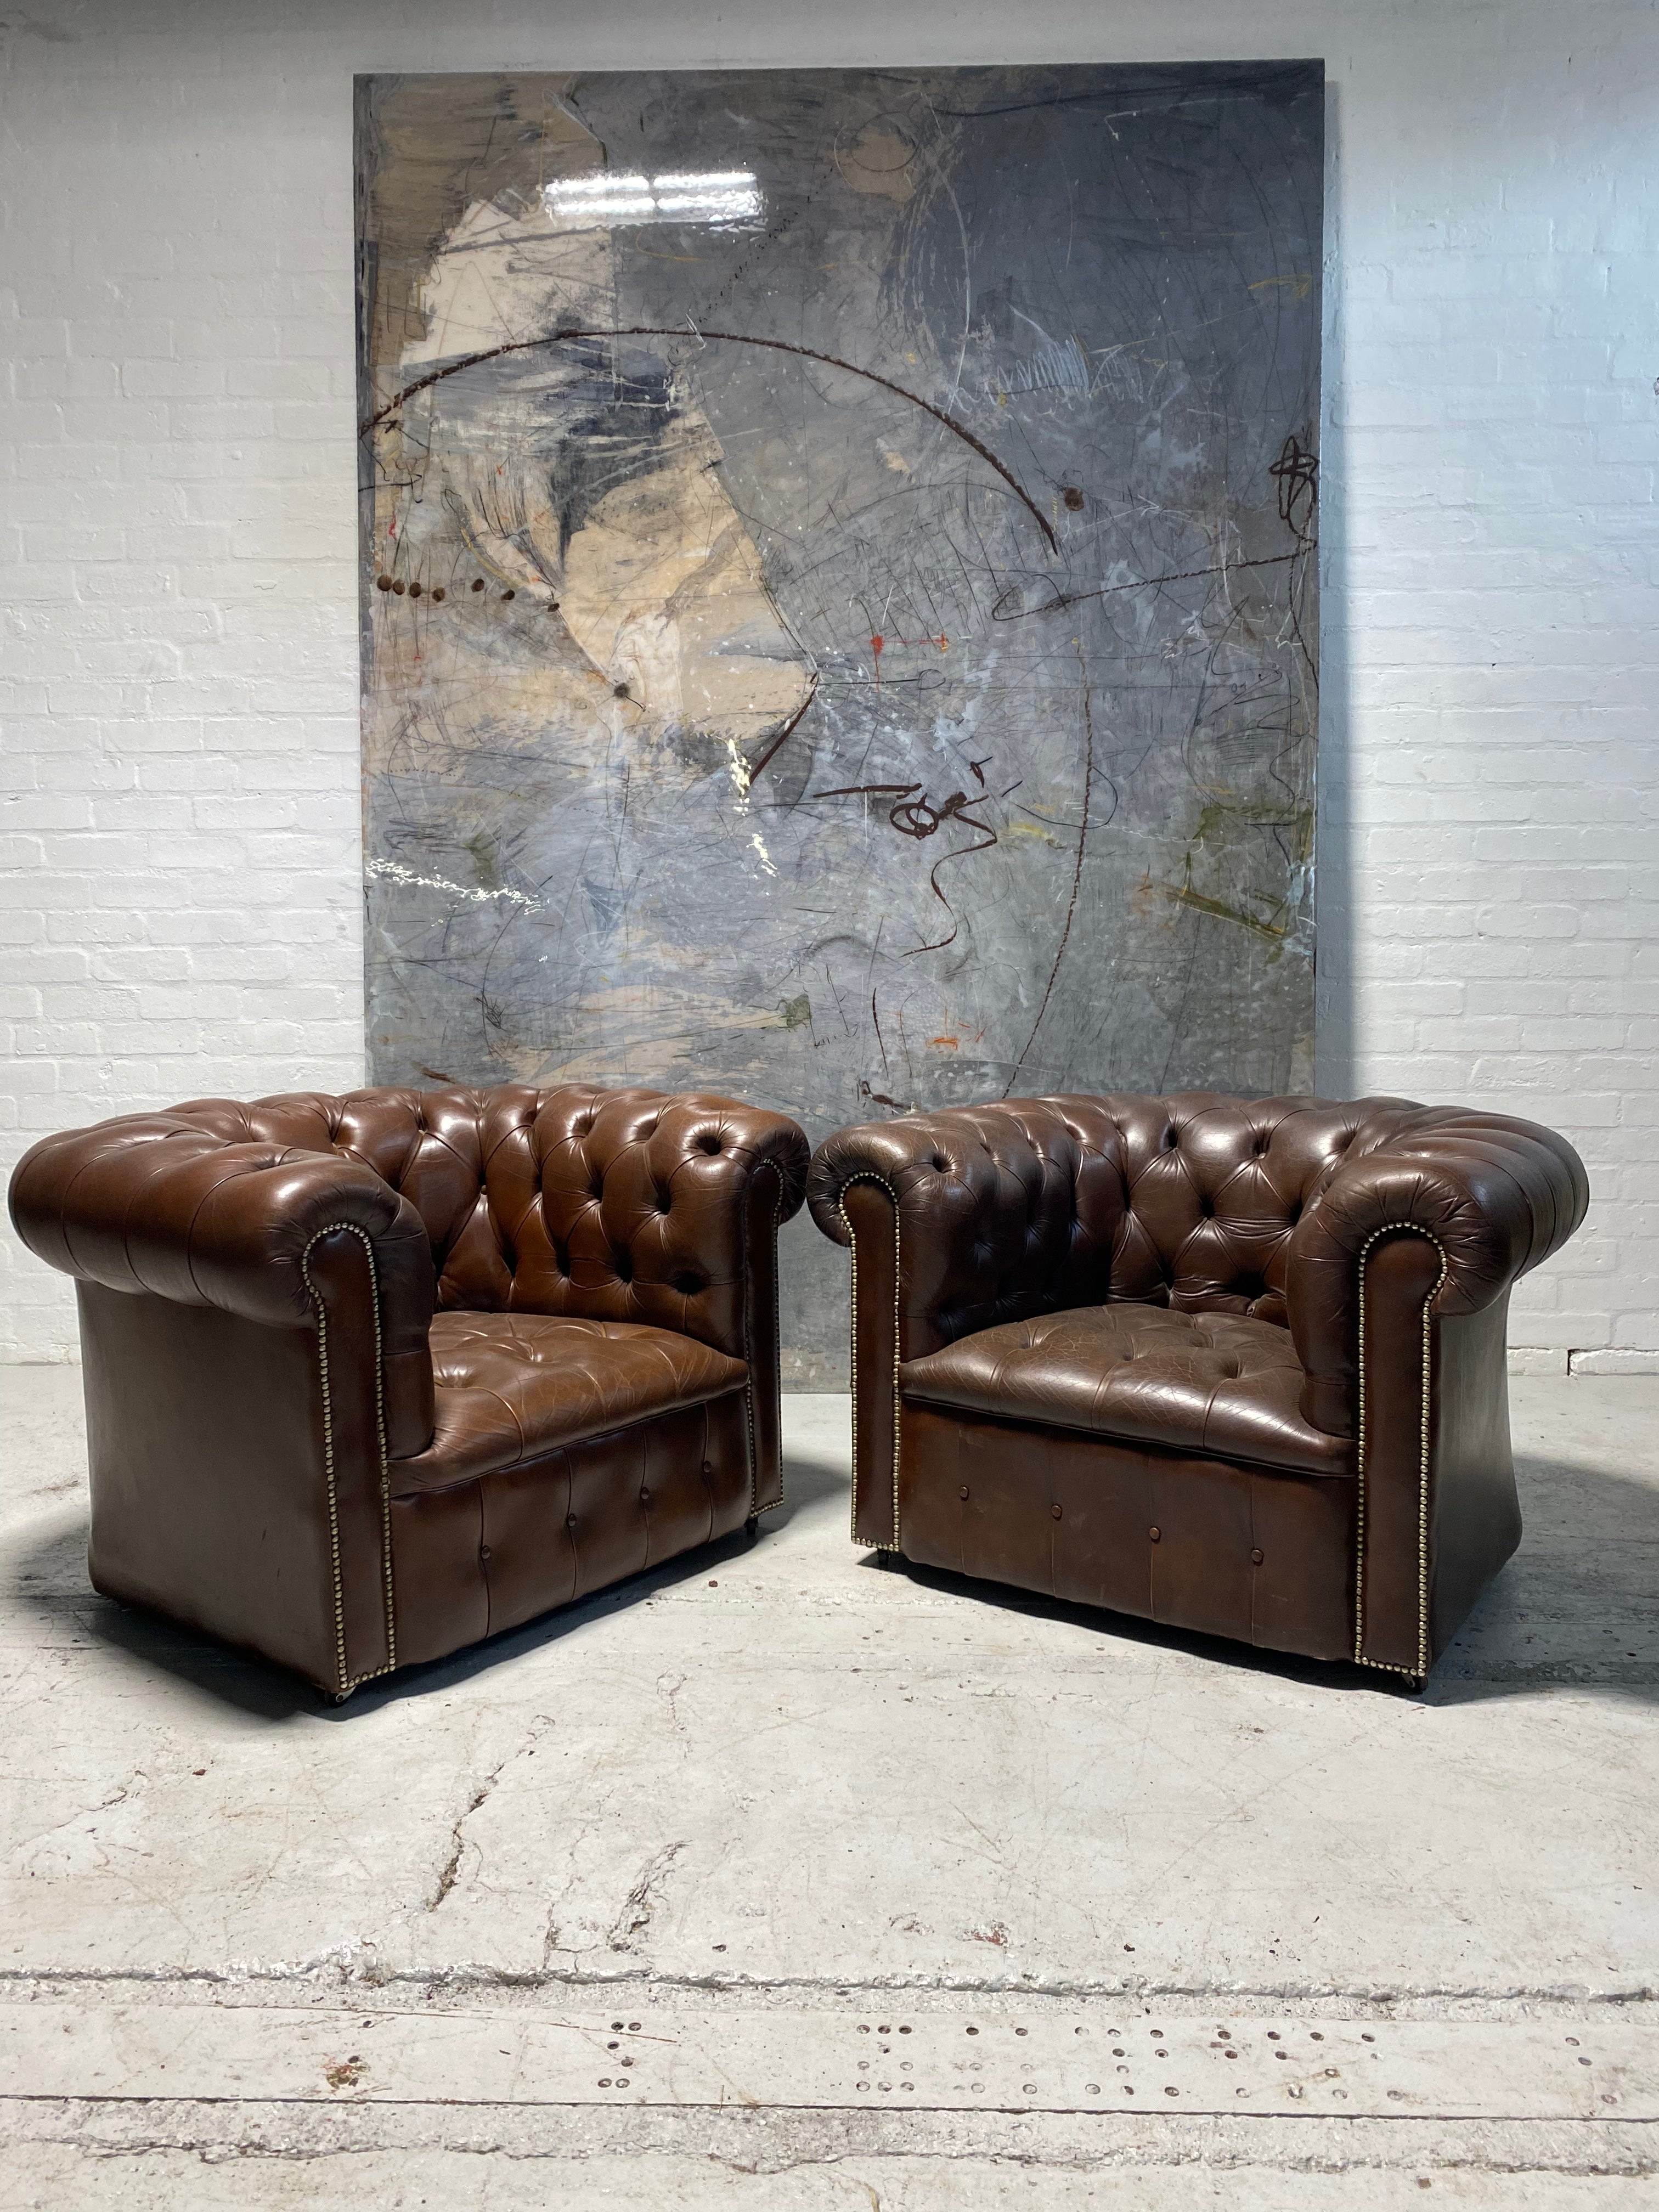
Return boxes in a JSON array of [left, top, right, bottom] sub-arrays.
[[9, 1445, 1654, 1716], [6, 1440, 852, 1723], [858, 1449, 1659, 1711]]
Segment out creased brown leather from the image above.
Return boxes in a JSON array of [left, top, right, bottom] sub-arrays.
[[808, 1092, 1428, 1357], [77, 1282, 355, 1691], [8, 1118, 438, 1453], [10, 1119, 417, 1318], [810, 1089, 1586, 1680], [9, 1082, 807, 1694], [810, 1091, 1587, 1431], [902, 1305, 1353, 1477], [389, 1390, 752, 1668], [393, 1313, 747, 1493], [899, 1402, 1357, 1663], [1286, 1106, 1589, 1434]]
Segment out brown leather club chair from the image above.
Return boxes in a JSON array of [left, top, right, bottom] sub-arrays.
[[9, 1085, 808, 1697], [809, 1092, 1588, 1685]]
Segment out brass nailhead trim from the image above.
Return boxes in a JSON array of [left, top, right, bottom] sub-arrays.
[[837, 1172, 903, 1549], [1352, 1222, 1448, 1684], [301, 1222, 398, 1700], [742, 1161, 785, 1517]]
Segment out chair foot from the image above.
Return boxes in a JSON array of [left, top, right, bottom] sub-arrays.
[[873, 1545, 900, 1570], [744, 1514, 760, 1545]]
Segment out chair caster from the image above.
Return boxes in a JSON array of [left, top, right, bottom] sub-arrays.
[[744, 1514, 760, 1545]]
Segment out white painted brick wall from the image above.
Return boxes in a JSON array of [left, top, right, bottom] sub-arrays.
[[3, 0, 1656, 1365]]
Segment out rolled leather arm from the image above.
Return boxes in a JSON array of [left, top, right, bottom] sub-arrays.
[[808, 1101, 1114, 1358], [9, 1110, 436, 1350], [1288, 1107, 1589, 1434], [638, 1096, 810, 1515], [672, 1098, 811, 1232], [809, 1103, 1116, 1548]]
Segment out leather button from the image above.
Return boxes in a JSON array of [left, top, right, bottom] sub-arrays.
[[1148, 1526, 1161, 1542], [640, 1488, 651, 1507], [958, 1486, 970, 1501], [566, 1514, 578, 1531], [478, 1544, 491, 1562], [701, 1462, 713, 1477], [1250, 1547, 1265, 1565], [1051, 1503, 1063, 1521]]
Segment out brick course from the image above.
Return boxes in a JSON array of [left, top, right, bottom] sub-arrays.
[[3, 0, 1655, 1365]]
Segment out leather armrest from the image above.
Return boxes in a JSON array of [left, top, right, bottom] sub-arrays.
[[533, 1092, 806, 1511], [638, 1098, 809, 1514], [808, 1102, 1114, 1546], [808, 1101, 1114, 1359], [9, 1114, 438, 1455], [1287, 1107, 1589, 1435]]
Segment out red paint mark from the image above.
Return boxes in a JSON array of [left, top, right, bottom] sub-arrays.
[[935, 633, 949, 650], [871, 634, 883, 689], [928, 1036, 960, 1049]]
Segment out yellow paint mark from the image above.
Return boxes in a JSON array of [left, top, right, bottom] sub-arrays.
[[725, 737, 753, 799], [631, 240, 710, 264], [1190, 798, 1314, 861], [835, 122, 918, 204], [1250, 273, 1313, 300], [1169, 883, 1291, 941]]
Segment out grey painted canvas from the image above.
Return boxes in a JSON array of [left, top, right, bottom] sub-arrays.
[[355, 64, 1323, 1376]]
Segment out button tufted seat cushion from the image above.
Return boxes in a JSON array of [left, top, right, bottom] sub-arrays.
[[900, 1305, 1355, 1479], [391, 1312, 749, 1495]]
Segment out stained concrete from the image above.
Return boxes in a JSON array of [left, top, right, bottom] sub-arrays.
[[1, 1368, 1656, 2206]]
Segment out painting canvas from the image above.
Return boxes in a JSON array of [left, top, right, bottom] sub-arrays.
[[354, 64, 1324, 1375]]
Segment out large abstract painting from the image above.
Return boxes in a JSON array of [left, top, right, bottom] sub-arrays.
[[355, 64, 1323, 1373]]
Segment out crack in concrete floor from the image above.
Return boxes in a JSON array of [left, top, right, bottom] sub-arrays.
[[2, 1375, 1656, 2200]]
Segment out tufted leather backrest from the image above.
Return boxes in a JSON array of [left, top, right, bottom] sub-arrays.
[[162, 1084, 809, 1361], [808, 1090, 1425, 1354], [1083, 1091, 1424, 1324]]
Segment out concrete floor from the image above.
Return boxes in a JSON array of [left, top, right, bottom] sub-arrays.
[[0, 1370, 1655, 2209]]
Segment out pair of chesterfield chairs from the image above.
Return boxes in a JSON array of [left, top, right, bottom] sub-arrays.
[[10, 1083, 1585, 1697]]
